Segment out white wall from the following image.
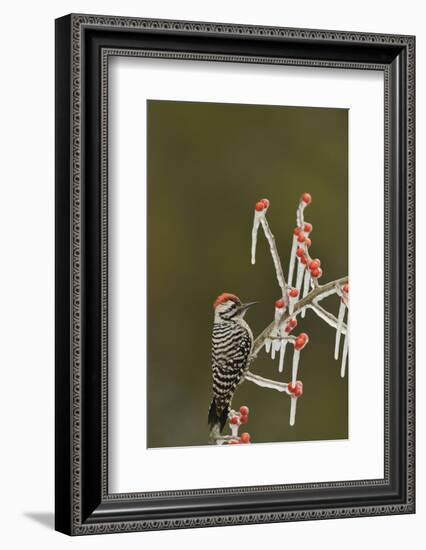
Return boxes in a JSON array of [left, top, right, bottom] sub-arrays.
[[0, 0, 422, 548]]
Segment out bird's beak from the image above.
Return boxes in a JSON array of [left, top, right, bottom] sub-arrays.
[[237, 301, 258, 313]]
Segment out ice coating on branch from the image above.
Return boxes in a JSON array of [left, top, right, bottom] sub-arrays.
[[341, 329, 349, 378], [230, 422, 239, 438], [260, 217, 286, 297], [274, 303, 285, 322], [295, 262, 305, 295], [296, 201, 306, 228], [301, 269, 311, 318], [289, 396, 297, 426], [244, 191, 350, 435], [251, 210, 263, 265], [334, 301, 346, 360], [288, 236, 297, 287], [278, 340, 288, 373]]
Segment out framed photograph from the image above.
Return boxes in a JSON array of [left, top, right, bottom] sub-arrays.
[[55, 14, 415, 535]]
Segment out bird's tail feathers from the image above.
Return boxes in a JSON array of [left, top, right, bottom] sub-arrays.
[[208, 398, 229, 442]]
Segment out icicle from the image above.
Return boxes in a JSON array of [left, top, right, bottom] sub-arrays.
[[278, 340, 287, 373], [275, 339, 281, 359], [251, 210, 262, 265], [341, 330, 349, 378], [271, 340, 276, 360], [289, 396, 297, 426], [292, 349, 300, 385], [231, 423, 239, 438], [288, 236, 297, 286], [295, 262, 305, 295], [265, 338, 272, 354], [334, 301, 346, 360]]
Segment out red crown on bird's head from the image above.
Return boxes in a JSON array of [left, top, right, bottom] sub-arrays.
[[213, 293, 241, 309]]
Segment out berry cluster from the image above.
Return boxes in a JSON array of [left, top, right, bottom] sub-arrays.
[[284, 318, 297, 334], [288, 381, 303, 397], [293, 194, 325, 287], [248, 191, 349, 431], [255, 198, 270, 212], [294, 332, 309, 351], [227, 406, 251, 444]]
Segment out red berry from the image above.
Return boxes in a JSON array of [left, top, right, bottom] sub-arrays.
[[275, 298, 285, 309], [309, 259, 320, 271], [240, 415, 248, 425], [343, 283, 349, 294], [239, 406, 249, 416], [261, 198, 269, 208], [229, 416, 239, 425], [297, 233, 306, 243], [288, 383, 296, 393], [301, 193, 312, 205], [305, 238, 312, 248], [296, 247, 304, 258], [304, 223, 313, 233], [311, 267, 322, 278], [300, 255, 308, 265], [294, 338, 305, 350], [255, 201, 265, 212], [289, 288, 298, 298], [294, 334, 308, 351], [294, 386, 302, 397], [285, 318, 297, 333], [240, 432, 251, 444], [293, 227, 301, 236]]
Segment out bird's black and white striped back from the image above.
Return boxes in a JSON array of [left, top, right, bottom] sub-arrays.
[[209, 319, 253, 433]]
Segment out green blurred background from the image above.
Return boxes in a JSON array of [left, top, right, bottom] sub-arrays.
[[147, 100, 348, 448]]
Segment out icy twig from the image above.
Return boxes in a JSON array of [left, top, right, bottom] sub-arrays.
[[295, 262, 305, 294], [301, 269, 311, 318], [288, 236, 298, 287], [309, 303, 347, 334], [259, 216, 288, 299], [250, 276, 348, 356], [341, 323, 349, 378], [244, 371, 291, 394], [334, 301, 347, 359], [251, 210, 263, 265]]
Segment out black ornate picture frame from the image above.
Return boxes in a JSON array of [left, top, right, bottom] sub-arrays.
[[55, 14, 415, 535]]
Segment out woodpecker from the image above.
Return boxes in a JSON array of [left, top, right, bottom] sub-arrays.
[[208, 292, 257, 441]]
